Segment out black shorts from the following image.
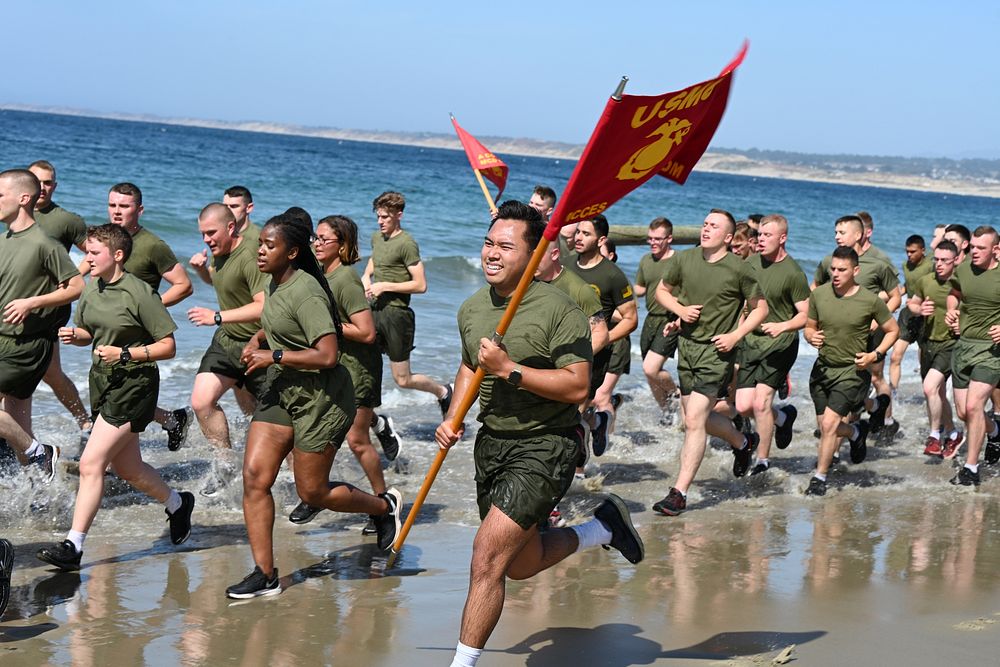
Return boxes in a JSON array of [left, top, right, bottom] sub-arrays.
[[897, 308, 924, 344], [373, 306, 416, 363], [809, 360, 871, 417], [737, 336, 798, 391], [0, 335, 54, 400], [197, 329, 268, 398], [89, 363, 158, 433], [607, 337, 631, 376], [640, 314, 678, 359]]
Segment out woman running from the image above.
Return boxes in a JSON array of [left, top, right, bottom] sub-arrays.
[[227, 213, 401, 599], [37, 224, 194, 571]]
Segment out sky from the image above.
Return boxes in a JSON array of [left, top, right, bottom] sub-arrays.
[[7, 1, 999, 159]]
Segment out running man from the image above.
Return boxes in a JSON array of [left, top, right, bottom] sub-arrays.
[[909, 240, 963, 458], [527, 185, 556, 222], [734, 214, 809, 475], [652, 209, 768, 516], [944, 226, 1000, 486], [36, 224, 195, 571], [222, 185, 259, 246], [436, 201, 643, 667], [944, 224, 970, 263], [186, 203, 268, 496], [804, 246, 898, 496], [0, 169, 83, 478], [889, 235, 932, 403], [362, 191, 452, 416]]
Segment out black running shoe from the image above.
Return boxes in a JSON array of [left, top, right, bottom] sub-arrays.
[[438, 384, 453, 419], [36, 540, 82, 572], [804, 476, 827, 496], [652, 488, 686, 516], [288, 502, 322, 525], [876, 420, 900, 443], [950, 466, 980, 487], [985, 417, 1000, 464], [610, 393, 624, 411], [733, 413, 754, 437], [28, 443, 60, 482], [0, 538, 12, 617], [594, 494, 644, 564], [166, 409, 191, 451], [591, 410, 611, 457], [775, 404, 797, 450], [868, 394, 890, 432], [750, 461, 770, 476], [361, 516, 378, 535], [372, 414, 402, 461], [778, 375, 791, 400], [812, 428, 821, 439], [372, 488, 402, 552], [732, 432, 759, 478], [166, 491, 195, 545], [226, 566, 280, 599], [849, 420, 870, 464]]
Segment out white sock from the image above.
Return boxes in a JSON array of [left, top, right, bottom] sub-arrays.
[[814, 472, 827, 482], [774, 408, 787, 427], [929, 430, 941, 440], [965, 463, 979, 474], [756, 458, 769, 468], [165, 489, 183, 514], [24, 439, 42, 458], [850, 424, 860, 441], [450, 641, 482, 667], [572, 517, 613, 550], [949, 430, 960, 440], [67, 530, 86, 552], [884, 417, 895, 426]]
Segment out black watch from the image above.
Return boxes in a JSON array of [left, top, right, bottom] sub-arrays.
[[507, 365, 523, 387], [272, 349, 283, 365], [874, 350, 885, 362], [214, 311, 223, 326], [120, 347, 132, 364]]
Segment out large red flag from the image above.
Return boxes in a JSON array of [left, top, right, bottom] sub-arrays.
[[545, 41, 748, 240], [451, 115, 509, 201]]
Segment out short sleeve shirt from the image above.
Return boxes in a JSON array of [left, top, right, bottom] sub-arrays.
[[807, 285, 892, 366], [550, 268, 603, 319], [125, 227, 180, 291], [0, 224, 80, 337], [565, 257, 634, 326], [814, 251, 899, 297], [370, 230, 420, 309], [35, 202, 86, 251], [212, 238, 268, 341], [635, 251, 677, 316], [913, 272, 956, 342], [949, 261, 1000, 341], [262, 270, 337, 367], [75, 273, 177, 354], [902, 257, 933, 297], [240, 222, 261, 247], [744, 253, 810, 352], [326, 264, 381, 381]]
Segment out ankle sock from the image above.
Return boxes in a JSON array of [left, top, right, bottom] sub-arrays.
[[24, 439, 42, 458], [573, 517, 613, 550], [165, 489, 183, 514], [774, 408, 787, 427], [450, 642, 482, 667], [965, 463, 979, 474], [814, 472, 827, 482], [67, 530, 86, 552], [929, 429, 941, 440]]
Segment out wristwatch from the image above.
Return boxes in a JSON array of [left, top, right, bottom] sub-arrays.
[[214, 311, 223, 326], [120, 347, 132, 364], [272, 350, 283, 365], [507, 365, 523, 387], [874, 350, 885, 362]]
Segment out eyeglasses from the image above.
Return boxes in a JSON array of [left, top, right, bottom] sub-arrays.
[[647, 236, 668, 243], [933, 257, 954, 263], [313, 236, 339, 246]]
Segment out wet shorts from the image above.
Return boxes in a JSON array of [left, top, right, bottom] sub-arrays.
[[639, 314, 678, 360], [919, 339, 955, 379], [89, 362, 158, 433], [736, 336, 798, 390], [809, 360, 871, 417], [339, 348, 383, 410], [677, 337, 735, 399], [197, 328, 268, 398], [897, 308, 924, 344], [951, 338, 1000, 390], [0, 335, 54, 400], [607, 337, 631, 376], [253, 365, 355, 452], [373, 306, 416, 363]]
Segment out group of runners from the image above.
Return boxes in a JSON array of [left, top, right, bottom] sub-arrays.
[[1, 163, 998, 666]]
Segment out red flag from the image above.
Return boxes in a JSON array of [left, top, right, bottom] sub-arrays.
[[544, 41, 748, 240], [451, 115, 509, 201]]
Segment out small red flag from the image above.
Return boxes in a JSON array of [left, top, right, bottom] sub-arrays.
[[545, 41, 748, 240], [451, 115, 509, 201]]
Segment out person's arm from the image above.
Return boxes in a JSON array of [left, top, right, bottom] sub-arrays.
[[2, 274, 84, 325], [712, 295, 768, 353], [160, 263, 194, 307], [607, 299, 638, 343], [95, 334, 177, 365], [57, 325, 93, 347], [342, 307, 376, 344], [361, 257, 375, 291], [189, 249, 213, 285], [760, 298, 808, 337], [856, 317, 900, 369], [188, 292, 265, 327], [477, 337, 589, 405], [884, 285, 902, 312], [655, 280, 702, 323], [368, 261, 428, 298], [945, 288, 962, 335], [589, 315, 610, 354], [244, 332, 338, 373], [435, 363, 475, 448]]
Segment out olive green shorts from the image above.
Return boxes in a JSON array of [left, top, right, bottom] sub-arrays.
[[474, 426, 582, 530], [89, 362, 158, 433], [951, 338, 1000, 390], [253, 365, 356, 452], [919, 339, 955, 379], [373, 306, 416, 363], [197, 328, 268, 398], [809, 360, 871, 417], [607, 336, 631, 376], [589, 346, 611, 399], [640, 314, 678, 359], [339, 350, 382, 409], [897, 308, 924, 344], [0, 335, 54, 400], [677, 337, 735, 398], [736, 336, 798, 390]]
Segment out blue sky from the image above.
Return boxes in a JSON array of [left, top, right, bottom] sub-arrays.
[[7, 1, 998, 158]]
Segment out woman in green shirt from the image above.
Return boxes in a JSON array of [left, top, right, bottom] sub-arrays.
[[226, 213, 401, 599], [36, 224, 195, 572]]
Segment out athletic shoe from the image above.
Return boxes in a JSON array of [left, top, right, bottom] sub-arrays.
[[199, 459, 236, 498], [610, 393, 624, 411], [28, 443, 60, 482], [750, 460, 770, 476], [36, 540, 82, 572], [652, 488, 686, 516], [361, 516, 378, 535], [812, 428, 821, 439], [595, 494, 644, 564], [774, 405, 797, 450], [372, 414, 402, 461], [950, 466, 980, 487], [877, 420, 900, 442], [733, 413, 753, 436], [288, 502, 323, 525], [923, 436, 943, 457], [438, 384, 453, 419], [548, 506, 567, 528], [372, 488, 402, 552], [942, 431, 964, 460], [732, 432, 759, 478], [166, 491, 195, 545], [804, 476, 827, 496], [226, 566, 280, 599], [0, 538, 13, 617], [868, 394, 890, 432], [778, 375, 791, 400], [849, 420, 870, 464], [985, 418, 1000, 464], [165, 409, 191, 451], [591, 411, 611, 457]]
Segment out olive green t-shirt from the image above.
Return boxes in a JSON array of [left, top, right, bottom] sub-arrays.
[[743, 253, 810, 352], [565, 256, 634, 326], [557, 234, 577, 268], [949, 261, 1000, 341], [635, 251, 677, 315], [814, 250, 899, 297], [35, 202, 86, 251], [807, 285, 892, 366], [262, 270, 337, 371], [0, 223, 80, 337], [866, 244, 891, 265], [75, 273, 177, 356], [240, 222, 261, 247], [326, 264, 381, 381], [902, 256, 933, 297], [550, 268, 602, 319], [458, 280, 591, 433], [212, 237, 268, 342], [913, 272, 957, 342], [125, 227, 181, 291], [370, 230, 420, 310], [662, 247, 763, 342]]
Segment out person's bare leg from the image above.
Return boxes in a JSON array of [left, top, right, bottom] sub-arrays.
[[234, 386, 257, 416], [390, 359, 446, 398], [675, 392, 713, 493], [752, 385, 778, 460], [71, 417, 138, 534], [923, 370, 946, 433], [890, 340, 909, 393], [642, 351, 677, 411], [190, 373, 239, 450], [816, 408, 855, 475], [593, 372, 620, 413], [962, 380, 994, 466], [292, 447, 388, 515], [242, 422, 294, 576], [42, 346, 91, 430], [1, 396, 35, 464], [346, 406, 386, 495]]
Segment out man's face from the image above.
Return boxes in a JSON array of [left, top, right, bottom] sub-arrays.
[[199, 213, 236, 255], [834, 222, 862, 249], [375, 208, 402, 236], [829, 256, 858, 289], [481, 218, 530, 293], [29, 167, 56, 209], [700, 213, 733, 251], [969, 233, 998, 269], [85, 238, 119, 278], [107, 191, 142, 229], [904, 243, 925, 265], [933, 249, 957, 280], [756, 222, 785, 256], [528, 193, 553, 219], [944, 231, 968, 255], [0, 176, 24, 224], [646, 227, 670, 259], [223, 194, 253, 227], [573, 220, 602, 256]]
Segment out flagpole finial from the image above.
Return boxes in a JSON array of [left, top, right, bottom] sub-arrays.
[[612, 76, 629, 101], [449, 112, 455, 120]]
